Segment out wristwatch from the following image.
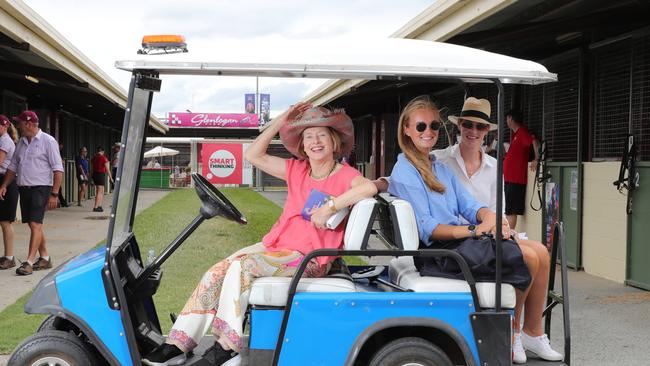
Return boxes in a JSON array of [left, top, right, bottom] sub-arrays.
[[50, 192, 58, 197], [468, 224, 477, 238], [327, 198, 337, 213]]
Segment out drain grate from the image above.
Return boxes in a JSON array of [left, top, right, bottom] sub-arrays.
[[85, 216, 109, 220]]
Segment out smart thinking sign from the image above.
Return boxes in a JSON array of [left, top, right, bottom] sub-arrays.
[[201, 143, 252, 185]]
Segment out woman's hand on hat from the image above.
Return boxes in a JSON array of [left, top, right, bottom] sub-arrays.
[[284, 102, 312, 122]]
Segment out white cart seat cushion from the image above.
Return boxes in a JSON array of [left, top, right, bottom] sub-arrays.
[[390, 198, 419, 250], [344, 198, 378, 250], [249, 277, 356, 307], [389, 257, 516, 309]]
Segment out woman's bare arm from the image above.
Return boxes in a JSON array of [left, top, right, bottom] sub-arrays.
[[310, 176, 377, 229]]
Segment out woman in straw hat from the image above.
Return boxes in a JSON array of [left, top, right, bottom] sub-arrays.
[[143, 102, 376, 366], [437, 97, 562, 363]]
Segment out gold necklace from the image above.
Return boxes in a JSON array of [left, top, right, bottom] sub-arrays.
[[310, 162, 337, 179]]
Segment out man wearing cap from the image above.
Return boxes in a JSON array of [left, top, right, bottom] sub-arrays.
[[0, 110, 63, 276], [504, 109, 539, 230]]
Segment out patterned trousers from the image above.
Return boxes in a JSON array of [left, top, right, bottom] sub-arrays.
[[166, 243, 328, 352]]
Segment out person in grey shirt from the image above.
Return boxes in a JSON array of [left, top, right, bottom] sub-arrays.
[[0, 111, 63, 276]]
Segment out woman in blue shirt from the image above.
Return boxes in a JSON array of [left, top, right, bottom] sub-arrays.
[[388, 96, 531, 291]]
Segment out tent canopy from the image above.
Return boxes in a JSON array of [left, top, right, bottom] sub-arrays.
[[143, 146, 179, 158]]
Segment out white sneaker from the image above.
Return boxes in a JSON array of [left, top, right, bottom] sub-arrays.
[[513, 333, 527, 364], [521, 332, 563, 361]]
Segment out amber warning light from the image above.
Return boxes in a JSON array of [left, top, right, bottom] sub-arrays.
[[137, 35, 188, 55]]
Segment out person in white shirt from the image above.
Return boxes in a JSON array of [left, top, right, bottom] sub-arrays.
[[444, 98, 562, 363]]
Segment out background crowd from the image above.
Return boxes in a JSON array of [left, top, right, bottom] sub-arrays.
[[0, 110, 119, 276]]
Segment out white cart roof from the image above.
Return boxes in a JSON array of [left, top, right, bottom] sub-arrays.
[[115, 38, 556, 85]]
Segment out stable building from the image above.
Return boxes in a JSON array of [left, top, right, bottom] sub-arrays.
[[0, 0, 165, 203]]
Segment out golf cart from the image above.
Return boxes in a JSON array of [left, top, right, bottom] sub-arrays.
[[8, 38, 567, 366]]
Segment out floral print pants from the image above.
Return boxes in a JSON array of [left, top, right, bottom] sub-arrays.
[[166, 243, 328, 353]]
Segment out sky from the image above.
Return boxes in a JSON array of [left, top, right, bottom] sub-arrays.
[[25, 0, 433, 118]]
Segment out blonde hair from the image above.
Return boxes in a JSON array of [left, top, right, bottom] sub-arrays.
[[4, 123, 18, 143], [297, 127, 342, 160], [397, 96, 445, 193]]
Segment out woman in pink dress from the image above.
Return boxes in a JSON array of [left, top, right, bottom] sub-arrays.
[[143, 102, 377, 366]]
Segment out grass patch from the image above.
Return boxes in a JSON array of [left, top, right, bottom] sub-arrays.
[[0, 293, 46, 353], [138, 188, 281, 332]]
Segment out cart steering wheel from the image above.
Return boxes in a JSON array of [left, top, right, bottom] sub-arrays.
[[192, 173, 247, 224]]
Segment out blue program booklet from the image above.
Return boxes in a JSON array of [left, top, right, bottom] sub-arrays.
[[301, 188, 332, 221]]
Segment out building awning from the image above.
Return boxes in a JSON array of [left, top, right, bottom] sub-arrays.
[[0, 1, 166, 133]]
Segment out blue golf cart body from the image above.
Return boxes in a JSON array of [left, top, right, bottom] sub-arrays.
[[8, 38, 559, 366]]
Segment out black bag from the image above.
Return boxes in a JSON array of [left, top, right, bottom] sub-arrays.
[[415, 237, 532, 291]]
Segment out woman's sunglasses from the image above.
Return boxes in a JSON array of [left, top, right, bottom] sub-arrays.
[[415, 121, 442, 132], [460, 120, 490, 131]]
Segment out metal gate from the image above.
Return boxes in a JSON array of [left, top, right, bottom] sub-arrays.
[[524, 50, 583, 268], [626, 34, 650, 289]]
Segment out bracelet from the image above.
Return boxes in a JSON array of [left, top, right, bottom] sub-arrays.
[[327, 198, 337, 213]]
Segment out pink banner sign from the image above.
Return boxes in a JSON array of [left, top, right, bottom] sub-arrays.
[[168, 112, 259, 128]]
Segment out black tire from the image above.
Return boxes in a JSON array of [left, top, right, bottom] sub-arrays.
[[369, 337, 453, 366], [36, 315, 59, 332], [8, 330, 96, 366]]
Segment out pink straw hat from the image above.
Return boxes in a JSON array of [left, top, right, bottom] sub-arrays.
[[279, 106, 354, 159]]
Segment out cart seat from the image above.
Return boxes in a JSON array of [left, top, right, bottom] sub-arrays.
[[379, 194, 516, 309], [249, 198, 378, 307], [389, 257, 516, 309]]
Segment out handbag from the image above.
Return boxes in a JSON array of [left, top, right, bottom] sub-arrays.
[[418, 236, 532, 291]]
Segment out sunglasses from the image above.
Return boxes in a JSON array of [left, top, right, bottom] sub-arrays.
[[460, 120, 490, 131], [415, 121, 442, 132]]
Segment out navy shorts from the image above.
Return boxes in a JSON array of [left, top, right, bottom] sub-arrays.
[[505, 182, 527, 215], [0, 174, 18, 222], [92, 172, 106, 186], [77, 172, 89, 185], [19, 186, 51, 224]]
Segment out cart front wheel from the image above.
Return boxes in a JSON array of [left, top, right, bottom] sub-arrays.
[[36, 315, 59, 332], [369, 337, 452, 366], [8, 330, 96, 366]]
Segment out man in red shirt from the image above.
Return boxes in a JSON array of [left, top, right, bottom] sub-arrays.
[[504, 109, 539, 230], [90, 146, 113, 212]]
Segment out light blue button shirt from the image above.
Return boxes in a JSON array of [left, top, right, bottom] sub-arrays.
[[388, 153, 485, 247], [8, 130, 64, 186]]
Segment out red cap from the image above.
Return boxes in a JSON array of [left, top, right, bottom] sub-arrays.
[[12, 110, 39, 124], [0, 115, 10, 126]]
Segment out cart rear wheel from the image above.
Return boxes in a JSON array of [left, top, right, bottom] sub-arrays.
[[369, 337, 453, 366], [8, 330, 96, 366]]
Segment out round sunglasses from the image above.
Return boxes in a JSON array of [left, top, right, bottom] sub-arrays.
[[460, 120, 490, 131], [415, 121, 442, 132]]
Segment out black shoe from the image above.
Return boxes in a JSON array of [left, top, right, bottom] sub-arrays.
[[142, 344, 186, 366], [202, 344, 236, 366]]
